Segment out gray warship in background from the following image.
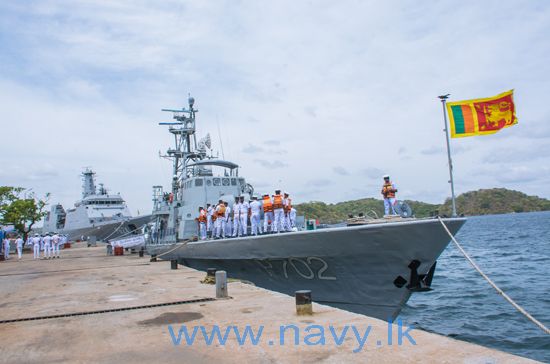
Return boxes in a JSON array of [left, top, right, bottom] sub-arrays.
[[145, 96, 466, 320], [43, 169, 152, 241]]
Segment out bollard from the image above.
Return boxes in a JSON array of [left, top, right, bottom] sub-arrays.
[[150, 254, 157, 262], [138, 249, 144, 258], [295, 290, 312, 315], [215, 271, 228, 298], [171, 259, 178, 270], [207, 268, 217, 278]]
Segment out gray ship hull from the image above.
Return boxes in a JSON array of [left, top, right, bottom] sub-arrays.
[[61, 215, 153, 242], [147, 217, 466, 320]]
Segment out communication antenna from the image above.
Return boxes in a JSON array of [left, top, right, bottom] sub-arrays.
[[216, 115, 225, 160]]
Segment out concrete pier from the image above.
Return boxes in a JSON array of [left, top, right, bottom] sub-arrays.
[[0, 245, 538, 363]]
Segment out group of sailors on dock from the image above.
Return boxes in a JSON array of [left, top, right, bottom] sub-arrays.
[[0, 233, 67, 261], [197, 190, 297, 240]]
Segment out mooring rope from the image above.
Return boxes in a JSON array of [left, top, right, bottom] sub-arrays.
[[438, 216, 550, 335], [102, 220, 128, 241], [155, 241, 189, 259]]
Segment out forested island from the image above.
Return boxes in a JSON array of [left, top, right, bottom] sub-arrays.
[[295, 188, 550, 224]]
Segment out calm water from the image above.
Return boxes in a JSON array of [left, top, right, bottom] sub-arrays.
[[400, 211, 550, 362]]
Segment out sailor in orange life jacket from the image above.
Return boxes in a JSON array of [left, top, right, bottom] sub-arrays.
[[196, 207, 207, 240], [381, 175, 398, 215], [215, 199, 226, 239], [272, 190, 285, 233], [283, 193, 292, 231], [262, 194, 274, 234]]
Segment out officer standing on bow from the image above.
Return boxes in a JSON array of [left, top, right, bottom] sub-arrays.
[[381, 175, 398, 215]]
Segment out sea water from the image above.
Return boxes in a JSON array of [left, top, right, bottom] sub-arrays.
[[400, 211, 550, 362]]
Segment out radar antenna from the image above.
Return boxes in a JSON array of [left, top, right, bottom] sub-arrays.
[[159, 94, 202, 194]]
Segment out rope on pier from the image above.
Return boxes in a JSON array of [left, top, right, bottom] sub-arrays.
[[438, 217, 550, 335], [0, 297, 215, 325]]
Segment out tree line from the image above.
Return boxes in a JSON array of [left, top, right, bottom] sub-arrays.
[[0, 187, 49, 238]]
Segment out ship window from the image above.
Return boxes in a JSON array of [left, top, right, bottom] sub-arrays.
[[222, 178, 230, 186], [231, 178, 237, 186], [195, 178, 203, 187], [213, 178, 221, 186], [239, 178, 245, 185], [206, 179, 212, 186]]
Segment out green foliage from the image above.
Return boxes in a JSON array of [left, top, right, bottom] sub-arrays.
[[439, 188, 550, 216], [0, 187, 49, 238], [297, 188, 550, 223], [296, 198, 438, 224]]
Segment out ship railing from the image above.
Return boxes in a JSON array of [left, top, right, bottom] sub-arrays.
[[151, 227, 177, 244]]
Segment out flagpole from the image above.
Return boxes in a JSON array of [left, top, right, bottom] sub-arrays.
[[438, 94, 457, 217]]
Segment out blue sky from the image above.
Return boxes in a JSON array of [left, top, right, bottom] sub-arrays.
[[1, 1, 550, 215]]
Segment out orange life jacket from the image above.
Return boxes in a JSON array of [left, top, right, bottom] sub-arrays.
[[263, 196, 273, 212], [284, 198, 292, 213], [198, 209, 207, 223], [212, 209, 218, 221], [382, 182, 396, 198], [273, 194, 283, 209], [217, 204, 226, 217]]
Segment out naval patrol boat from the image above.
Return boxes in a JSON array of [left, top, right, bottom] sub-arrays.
[[43, 169, 152, 241], [145, 96, 466, 320]]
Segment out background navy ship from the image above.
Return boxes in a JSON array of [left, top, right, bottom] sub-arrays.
[[43, 169, 152, 241], [145, 96, 466, 320]]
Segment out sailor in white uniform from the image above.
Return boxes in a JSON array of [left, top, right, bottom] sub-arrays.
[[262, 194, 274, 234], [3, 237, 11, 260], [52, 233, 60, 258], [290, 207, 297, 230], [215, 200, 226, 239], [249, 196, 262, 236], [206, 204, 213, 237], [283, 193, 292, 231], [224, 202, 232, 237], [32, 234, 41, 259], [239, 196, 249, 236], [232, 197, 241, 237], [42, 233, 52, 259], [272, 190, 285, 233], [15, 235, 23, 260], [197, 207, 207, 240]]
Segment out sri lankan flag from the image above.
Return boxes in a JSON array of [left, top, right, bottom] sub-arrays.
[[447, 90, 518, 138]]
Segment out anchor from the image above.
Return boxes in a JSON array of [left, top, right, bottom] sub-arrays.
[[393, 260, 437, 292]]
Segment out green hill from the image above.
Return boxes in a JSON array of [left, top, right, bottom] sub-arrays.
[[439, 188, 550, 216], [295, 198, 438, 224], [295, 188, 550, 223]]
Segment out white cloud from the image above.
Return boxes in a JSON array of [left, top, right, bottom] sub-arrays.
[[1, 0, 549, 214]]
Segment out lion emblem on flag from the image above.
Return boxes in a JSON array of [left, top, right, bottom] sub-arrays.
[[476, 101, 513, 128]]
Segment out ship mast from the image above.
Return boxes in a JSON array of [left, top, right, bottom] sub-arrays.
[[159, 95, 202, 195], [82, 168, 96, 198]]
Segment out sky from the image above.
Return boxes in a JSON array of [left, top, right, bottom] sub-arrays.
[[1, 1, 549, 217]]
